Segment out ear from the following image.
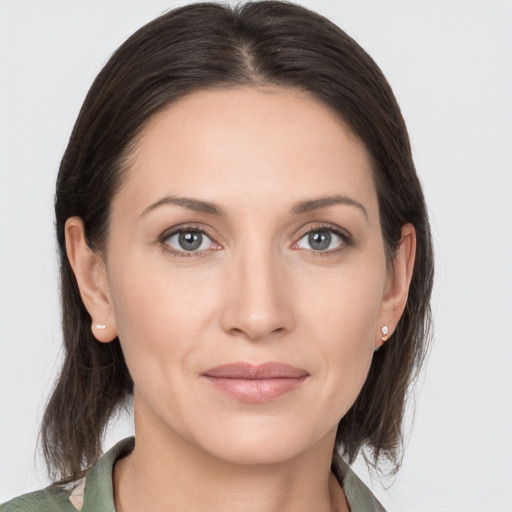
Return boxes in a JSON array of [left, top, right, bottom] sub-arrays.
[[65, 217, 117, 343], [375, 223, 416, 350]]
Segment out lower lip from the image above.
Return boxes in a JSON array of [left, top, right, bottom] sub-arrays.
[[203, 376, 307, 403]]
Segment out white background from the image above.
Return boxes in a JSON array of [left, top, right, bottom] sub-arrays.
[[1, 1, 511, 510]]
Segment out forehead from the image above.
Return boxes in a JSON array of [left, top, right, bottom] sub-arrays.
[[116, 86, 378, 219]]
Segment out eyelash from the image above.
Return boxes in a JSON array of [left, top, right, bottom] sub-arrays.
[[294, 223, 353, 256], [157, 223, 353, 258], [157, 223, 219, 258]]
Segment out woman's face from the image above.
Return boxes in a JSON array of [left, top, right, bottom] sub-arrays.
[[95, 87, 399, 464]]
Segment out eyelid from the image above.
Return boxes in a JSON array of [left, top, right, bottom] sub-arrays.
[[157, 223, 222, 256], [295, 222, 352, 241], [292, 223, 353, 252]]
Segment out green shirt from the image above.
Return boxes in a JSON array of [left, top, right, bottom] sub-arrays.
[[1, 437, 386, 511]]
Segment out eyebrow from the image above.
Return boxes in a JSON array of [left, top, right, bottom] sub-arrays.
[[140, 194, 368, 220], [140, 196, 225, 218], [292, 195, 368, 220]]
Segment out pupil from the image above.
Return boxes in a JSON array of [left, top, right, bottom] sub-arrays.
[[179, 231, 202, 251], [308, 231, 331, 250]]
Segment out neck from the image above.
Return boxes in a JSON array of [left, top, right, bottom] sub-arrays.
[[114, 398, 348, 512]]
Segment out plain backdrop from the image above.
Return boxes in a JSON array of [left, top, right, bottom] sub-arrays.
[[1, 1, 511, 510]]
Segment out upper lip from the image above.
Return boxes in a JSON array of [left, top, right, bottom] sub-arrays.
[[202, 362, 309, 379]]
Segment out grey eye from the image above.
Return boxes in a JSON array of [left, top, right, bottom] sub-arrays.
[[297, 229, 344, 251], [165, 230, 212, 252]]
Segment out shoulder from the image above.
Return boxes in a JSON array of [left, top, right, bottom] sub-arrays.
[[1, 437, 135, 512], [0, 486, 75, 512]]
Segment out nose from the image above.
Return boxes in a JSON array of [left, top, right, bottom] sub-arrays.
[[220, 246, 295, 342]]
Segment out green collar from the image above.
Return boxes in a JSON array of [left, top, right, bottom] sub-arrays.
[[80, 437, 134, 512]]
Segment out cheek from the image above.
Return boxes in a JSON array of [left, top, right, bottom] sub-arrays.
[[300, 257, 384, 348], [296, 263, 385, 414], [107, 257, 220, 379]]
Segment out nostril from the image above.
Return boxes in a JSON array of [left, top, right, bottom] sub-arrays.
[[226, 324, 288, 342]]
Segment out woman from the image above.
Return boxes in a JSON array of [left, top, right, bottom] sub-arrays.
[[1, 1, 433, 511]]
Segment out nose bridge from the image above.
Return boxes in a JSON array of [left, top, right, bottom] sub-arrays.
[[221, 235, 292, 341]]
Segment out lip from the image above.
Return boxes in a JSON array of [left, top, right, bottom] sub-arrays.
[[202, 362, 309, 403]]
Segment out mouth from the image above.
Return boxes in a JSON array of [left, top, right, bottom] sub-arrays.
[[201, 362, 309, 403]]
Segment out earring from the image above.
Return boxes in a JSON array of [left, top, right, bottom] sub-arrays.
[[380, 325, 389, 341], [95, 324, 107, 330]]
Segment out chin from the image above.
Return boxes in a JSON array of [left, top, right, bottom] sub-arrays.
[[192, 417, 328, 466], [205, 438, 304, 466]]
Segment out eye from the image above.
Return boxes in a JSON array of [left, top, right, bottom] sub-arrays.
[[295, 228, 346, 252], [164, 229, 216, 253]]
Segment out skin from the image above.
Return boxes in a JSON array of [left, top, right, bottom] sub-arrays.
[[66, 87, 416, 512]]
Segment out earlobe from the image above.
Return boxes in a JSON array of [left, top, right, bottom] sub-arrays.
[[375, 223, 416, 350], [65, 217, 117, 343]]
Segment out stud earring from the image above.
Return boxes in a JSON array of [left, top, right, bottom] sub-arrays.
[[380, 325, 389, 342], [95, 324, 107, 330]]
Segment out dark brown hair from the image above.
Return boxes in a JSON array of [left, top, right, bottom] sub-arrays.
[[43, 0, 433, 483]]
